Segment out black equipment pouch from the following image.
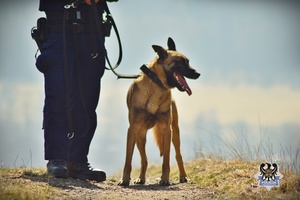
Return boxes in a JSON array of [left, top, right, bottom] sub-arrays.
[[103, 14, 112, 37], [31, 17, 48, 51]]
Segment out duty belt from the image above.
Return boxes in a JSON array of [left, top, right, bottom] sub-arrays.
[[46, 10, 101, 33]]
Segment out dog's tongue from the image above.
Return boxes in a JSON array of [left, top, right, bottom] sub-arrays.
[[174, 72, 192, 96]]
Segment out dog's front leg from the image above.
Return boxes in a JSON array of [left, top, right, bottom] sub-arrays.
[[161, 128, 171, 186], [118, 126, 136, 186], [134, 132, 148, 185]]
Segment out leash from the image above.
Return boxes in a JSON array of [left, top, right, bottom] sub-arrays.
[[60, 0, 140, 141], [91, 0, 140, 79], [98, 1, 165, 84], [62, 9, 75, 139], [92, 0, 164, 84]]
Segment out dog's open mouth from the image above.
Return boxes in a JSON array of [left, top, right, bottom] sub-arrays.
[[173, 72, 192, 96]]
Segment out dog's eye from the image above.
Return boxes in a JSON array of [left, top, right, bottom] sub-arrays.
[[179, 59, 188, 65]]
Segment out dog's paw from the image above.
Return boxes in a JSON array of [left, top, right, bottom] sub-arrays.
[[179, 176, 188, 183], [159, 179, 170, 186], [118, 179, 130, 186], [134, 178, 145, 185]]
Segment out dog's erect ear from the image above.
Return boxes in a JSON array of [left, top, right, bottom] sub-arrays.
[[152, 45, 168, 60], [167, 37, 176, 51]]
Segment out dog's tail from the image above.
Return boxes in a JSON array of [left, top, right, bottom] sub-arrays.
[[153, 126, 164, 157]]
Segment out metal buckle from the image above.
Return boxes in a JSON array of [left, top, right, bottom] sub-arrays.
[[64, 2, 77, 9]]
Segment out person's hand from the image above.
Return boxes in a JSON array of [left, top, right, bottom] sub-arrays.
[[85, 0, 100, 5]]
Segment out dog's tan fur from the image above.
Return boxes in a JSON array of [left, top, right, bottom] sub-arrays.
[[119, 38, 200, 186]]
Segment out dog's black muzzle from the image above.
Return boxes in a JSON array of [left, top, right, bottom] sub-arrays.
[[166, 65, 200, 96], [184, 68, 200, 80], [176, 66, 200, 80]]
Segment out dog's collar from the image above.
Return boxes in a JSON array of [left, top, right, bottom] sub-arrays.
[[140, 64, 165, 89]]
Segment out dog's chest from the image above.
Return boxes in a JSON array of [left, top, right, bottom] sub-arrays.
[[129, 77, 172, 115], [145, 92, 171, 115]]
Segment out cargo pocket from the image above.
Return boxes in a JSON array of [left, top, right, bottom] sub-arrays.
[[35, 37, 57, 73]]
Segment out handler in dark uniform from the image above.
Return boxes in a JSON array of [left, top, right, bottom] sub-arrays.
[[36, 0, 108, 181]]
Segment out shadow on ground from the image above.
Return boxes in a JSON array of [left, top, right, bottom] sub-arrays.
[[22, 170, 103, 190]]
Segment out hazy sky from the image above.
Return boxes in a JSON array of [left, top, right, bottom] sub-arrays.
[[0, 0, 299, 174]]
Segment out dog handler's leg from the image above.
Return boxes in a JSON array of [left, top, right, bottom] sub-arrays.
[[171, 101, 188, 183], [118, 126, 136, 186]]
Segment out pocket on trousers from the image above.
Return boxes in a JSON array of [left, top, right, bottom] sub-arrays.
[[35, 37, 57, 73]]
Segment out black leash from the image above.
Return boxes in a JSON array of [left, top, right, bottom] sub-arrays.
[[60, 0, 139, 141], [62, 10, 75, 139], [99, 1, 164, 84], [91, 0, 140, 79]]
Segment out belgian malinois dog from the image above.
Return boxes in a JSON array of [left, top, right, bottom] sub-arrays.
[[118, 38, 200, 186]]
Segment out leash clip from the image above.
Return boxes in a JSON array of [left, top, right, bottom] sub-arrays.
[[67, 132, 75, 139], [65, 0, 85, 9], [64, 2, 77, 9]]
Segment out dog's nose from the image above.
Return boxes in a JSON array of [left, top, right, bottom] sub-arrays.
[[192, 72, 200, 79], [187, 71, 200, 79]]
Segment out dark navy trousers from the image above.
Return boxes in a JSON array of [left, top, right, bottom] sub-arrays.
[[36, 22, 105, 163]]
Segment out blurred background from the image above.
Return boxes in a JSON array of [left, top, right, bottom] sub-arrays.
[[1, 0, 299, 175]]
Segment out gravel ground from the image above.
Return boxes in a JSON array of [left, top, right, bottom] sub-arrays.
[[59, 179, 215, 200], [0, 168, 216, 199]]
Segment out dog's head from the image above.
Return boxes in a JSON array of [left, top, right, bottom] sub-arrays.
[[152, 37, 200, 95]]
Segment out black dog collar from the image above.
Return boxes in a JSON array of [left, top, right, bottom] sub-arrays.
[[140, 64, 165, 89]]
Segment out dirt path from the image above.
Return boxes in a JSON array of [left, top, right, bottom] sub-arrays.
[[0, 168, 215, 200], [51, 178, 215, 200]]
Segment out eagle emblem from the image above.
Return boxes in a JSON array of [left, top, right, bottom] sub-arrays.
[[254, 162, 284, 191]]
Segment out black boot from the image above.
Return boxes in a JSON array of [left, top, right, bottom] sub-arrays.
[[47, 159, 67, 178], [67, 162, 106, 182]]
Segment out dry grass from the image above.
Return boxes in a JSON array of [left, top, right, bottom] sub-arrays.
[[0, 160, 299, 199], [184, 159, 300, 199], [129, 159, 300, 199], [0, 168, 67, 200], [194, 127, 300, 173]]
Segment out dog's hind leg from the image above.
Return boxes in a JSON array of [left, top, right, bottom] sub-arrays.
[[171, 100, 188, 183], [153, 114, 172, 186]]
